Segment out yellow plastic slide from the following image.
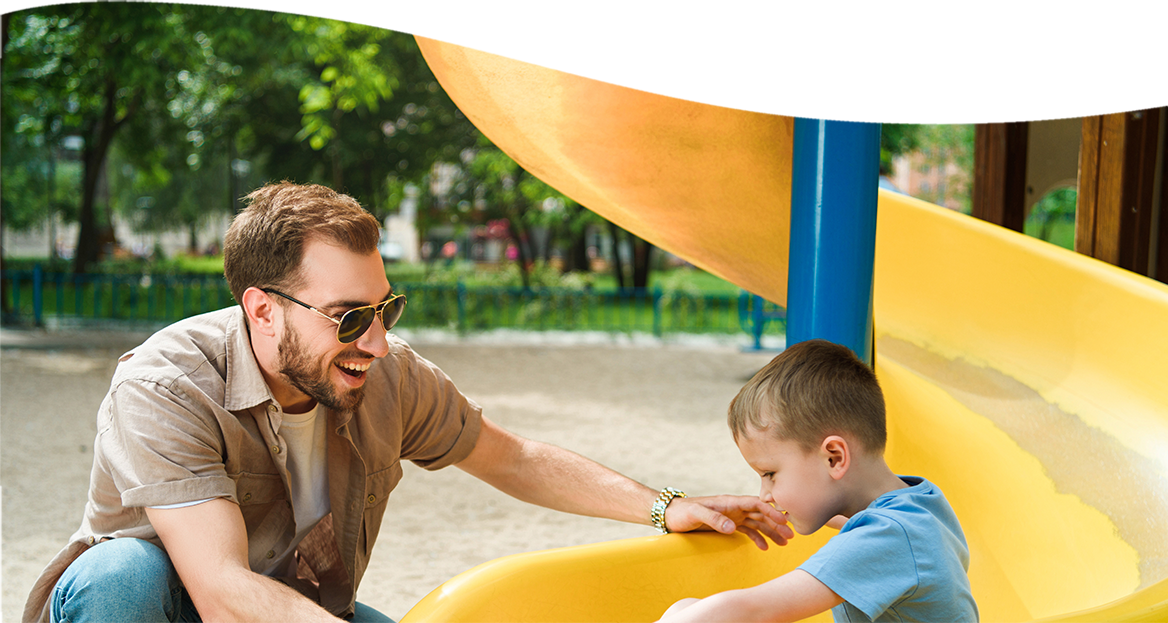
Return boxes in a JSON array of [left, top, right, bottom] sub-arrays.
[[400, 38, 1168, 622], [397, 189, 1168, 623]]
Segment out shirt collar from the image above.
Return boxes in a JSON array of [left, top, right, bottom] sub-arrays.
[[223, 306, 278, 412]]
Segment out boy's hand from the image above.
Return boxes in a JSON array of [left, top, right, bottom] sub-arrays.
[[664, 495, 794, 549]]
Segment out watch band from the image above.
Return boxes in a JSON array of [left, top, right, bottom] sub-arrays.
[[650, 487, 687, 534]]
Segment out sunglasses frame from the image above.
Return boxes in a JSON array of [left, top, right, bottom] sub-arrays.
[[262, 288, 406, 344]]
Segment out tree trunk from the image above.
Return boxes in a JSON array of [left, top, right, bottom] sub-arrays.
[[74, 78, 133, 273], [510, 219, 532, 290], [560, 204, 590, 273], [608, 221, 626, 290], [563, 226, 589, 273], [632, 236, 654, 289], [188, 222, 200, 255], [0, 0, 16, 315]]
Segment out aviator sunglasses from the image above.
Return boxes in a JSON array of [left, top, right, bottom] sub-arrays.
[[262, 288, 406, 344]]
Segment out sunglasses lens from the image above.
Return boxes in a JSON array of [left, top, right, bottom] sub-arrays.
[[381, 296, 406, 331], [337, 307, 376, 344]]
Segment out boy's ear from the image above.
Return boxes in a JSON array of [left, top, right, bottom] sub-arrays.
[[821, 435, 850, 480], [241, 287, 279, 338]]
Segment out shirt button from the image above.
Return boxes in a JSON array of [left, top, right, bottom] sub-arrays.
[[271, 445, 281, 455], [265, 550, 275, 559], [268, 404, 277, 413], [86, 536, 96, 545], [242, 492, 253, 502], [367, 494, 377, 505]]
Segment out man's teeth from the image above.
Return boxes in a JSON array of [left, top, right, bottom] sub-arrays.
[[338, 362, 370, 372]]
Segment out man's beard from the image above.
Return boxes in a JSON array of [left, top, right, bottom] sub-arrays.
[[276, 322, 365, 412]]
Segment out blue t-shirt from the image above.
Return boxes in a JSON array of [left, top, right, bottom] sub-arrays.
[[797, 476, 978, 622]]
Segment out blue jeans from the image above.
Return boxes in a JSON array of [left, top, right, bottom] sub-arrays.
[[51, 538, 394, 622]]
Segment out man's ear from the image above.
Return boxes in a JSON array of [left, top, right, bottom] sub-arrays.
[[821, 435, 850, 480], [240, 287, 278, 338]]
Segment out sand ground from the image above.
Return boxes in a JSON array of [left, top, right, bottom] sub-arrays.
[[1, 325, 780, 621]]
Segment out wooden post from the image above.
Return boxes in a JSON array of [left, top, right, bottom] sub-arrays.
[[967, 0, 1032, 231], [1076, 109, 1164, 278]]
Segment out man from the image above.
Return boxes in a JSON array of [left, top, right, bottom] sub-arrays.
[[24, 182, 791, 623]]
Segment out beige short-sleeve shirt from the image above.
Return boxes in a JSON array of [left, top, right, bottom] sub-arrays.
[[23, 307, 483, 622]]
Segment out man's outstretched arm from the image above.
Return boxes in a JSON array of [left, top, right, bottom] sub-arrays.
[[455, 416, 794, 549], [146, 499, 341, 622]]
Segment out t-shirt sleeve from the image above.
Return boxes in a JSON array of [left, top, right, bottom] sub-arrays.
[[394, 343, 483, 470], [103, 379, 236, 508], [798, 513, 920, 620]]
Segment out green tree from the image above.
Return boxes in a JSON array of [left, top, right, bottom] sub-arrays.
[[465, 145, 539, 288], [277, 15, 478, 214], [1024, 187, 1077, 249], [2, 4, 231, 272], [3, 5, 481, 273]]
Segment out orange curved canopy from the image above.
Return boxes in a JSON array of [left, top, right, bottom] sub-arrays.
[[417, 36, 794, 306], [408, 35, 1168, 623]]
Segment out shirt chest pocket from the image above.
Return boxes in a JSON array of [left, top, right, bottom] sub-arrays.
[[231, 473, 294, 570], [364, 465, 402, 513], [233, 472, 287, 506], [360, 464, 403, 555]]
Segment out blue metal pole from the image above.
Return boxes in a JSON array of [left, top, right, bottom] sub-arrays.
[[787, 118, 882, 365]]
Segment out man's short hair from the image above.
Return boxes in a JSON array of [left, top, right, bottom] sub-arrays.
[[728, 339, 886, 453], [223, 182, 381, 304]]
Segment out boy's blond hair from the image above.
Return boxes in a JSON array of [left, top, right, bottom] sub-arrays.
[[728, 339, 886, 453], [223, 182, 381, 305]]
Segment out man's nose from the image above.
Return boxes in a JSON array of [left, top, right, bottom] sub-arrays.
[[354, 318, 390, 358]]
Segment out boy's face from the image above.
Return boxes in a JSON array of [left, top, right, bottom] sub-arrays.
[[736, 427, 840, 536]]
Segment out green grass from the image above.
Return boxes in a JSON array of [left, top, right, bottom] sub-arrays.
[[3, 256, 773, 336], [6, 253, 747, 295], [3, 269, 781, 337], [389, 260, 746, 295]]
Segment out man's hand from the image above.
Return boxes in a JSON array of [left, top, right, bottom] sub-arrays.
[[458, 418, 796, 550], [664, 495, 794, 550]]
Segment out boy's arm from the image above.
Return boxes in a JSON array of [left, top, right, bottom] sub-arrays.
[[656, 569, 843, 623]]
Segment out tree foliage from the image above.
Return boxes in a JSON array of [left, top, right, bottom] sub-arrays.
[[2, 4, 479, 272], [2, 0, 985, 294]]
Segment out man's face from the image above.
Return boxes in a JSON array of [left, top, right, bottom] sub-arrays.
[[736, 427, 838, 536], [274, 238, 392, 412]]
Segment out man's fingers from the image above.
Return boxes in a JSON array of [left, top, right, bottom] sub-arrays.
[[738, 516, 793, 548], [667, 496, 796, 546], [704, 508, 736, 534], [752, 500, 789, 525], [757, 521, 794, 547], [736, 525, 769, 550]]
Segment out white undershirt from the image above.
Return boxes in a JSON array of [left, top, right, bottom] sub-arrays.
[[261, 403, 331, 575], [151, 404, 331, 577]]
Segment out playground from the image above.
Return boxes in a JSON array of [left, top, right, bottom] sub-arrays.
[[383, 37, 1168, 622], [3, 20, 1166, 623], [0, 327, 778, 621]]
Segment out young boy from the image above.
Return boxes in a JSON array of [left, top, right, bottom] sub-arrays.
[[658, 339, 978, 622]]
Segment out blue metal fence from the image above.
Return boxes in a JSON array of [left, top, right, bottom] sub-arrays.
[[1, 267, 786, 339], [2, 266, 233, 326]]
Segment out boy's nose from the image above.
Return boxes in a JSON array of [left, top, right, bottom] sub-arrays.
[[759, 484, 773, 504]]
